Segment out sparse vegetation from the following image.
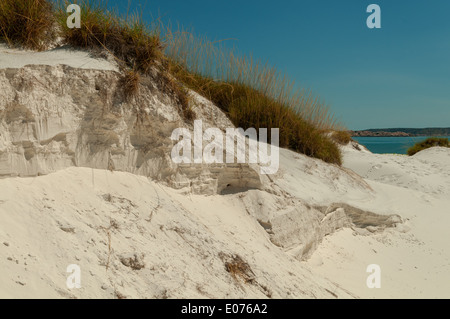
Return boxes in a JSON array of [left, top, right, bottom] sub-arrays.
[[219, 253, 255, 284], [1, 0, 345, 165], [407, 137, 449, 156]]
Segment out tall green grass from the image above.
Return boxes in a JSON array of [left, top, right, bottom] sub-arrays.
[[0, 0, 55, 50], [164, 28, 343, 164]]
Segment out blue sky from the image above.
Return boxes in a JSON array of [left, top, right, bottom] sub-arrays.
[[106, 0, 450, 130]]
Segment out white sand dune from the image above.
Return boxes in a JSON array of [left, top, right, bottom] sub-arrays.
[[0, 46, 449, 299], [304, 146, 450, 298]]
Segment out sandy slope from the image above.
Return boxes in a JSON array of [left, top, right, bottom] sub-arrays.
[[304, 146, 450, 298], [0, 165, 353, 299]]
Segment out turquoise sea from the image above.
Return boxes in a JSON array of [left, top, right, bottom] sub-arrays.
[[352, 136, 450, 155]]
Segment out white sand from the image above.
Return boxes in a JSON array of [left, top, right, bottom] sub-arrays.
[[0, 166, 353, 299], [0, 44, 118, 71], [1, 146, 449, 298]]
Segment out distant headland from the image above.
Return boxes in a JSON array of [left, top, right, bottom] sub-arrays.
[[350, 127, 450, 137]]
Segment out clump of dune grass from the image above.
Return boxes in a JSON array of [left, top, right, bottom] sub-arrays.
[[55, 0, 163, 73], [164, 28, 340, 130], [0, 0, 55, 50], [407, 137, 449, 156], [164, 28, 343, 164], [121, 69, 140, 101], [330, 130, 352, 145]]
